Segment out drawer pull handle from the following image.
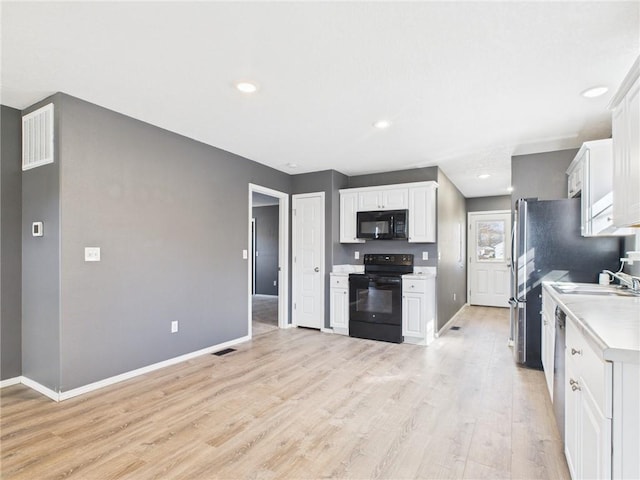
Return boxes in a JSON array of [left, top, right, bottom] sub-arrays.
[[571, 348, 582, 356], [571, 384, 581, 392]]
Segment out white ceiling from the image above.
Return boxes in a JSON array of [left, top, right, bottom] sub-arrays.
[[2, 1, 638, 198]]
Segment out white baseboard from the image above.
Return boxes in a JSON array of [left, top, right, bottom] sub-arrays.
[[20, 376, 60, 401], [320, 327, 334, 334], [437, 303, 469, 337], [2, 335, 251, 402], [0, 376, 22, 388]]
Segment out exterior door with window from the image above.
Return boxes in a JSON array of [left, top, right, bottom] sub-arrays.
[[468, 211, 511, 307]]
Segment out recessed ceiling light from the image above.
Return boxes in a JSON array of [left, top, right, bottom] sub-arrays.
[[286, 162, 298, 169], [478, 174, 491, 179], [507, 186, 514, 192], [235, 81, 258, 93], [373, 120, 391, 129], [581, 86, 608, 98]]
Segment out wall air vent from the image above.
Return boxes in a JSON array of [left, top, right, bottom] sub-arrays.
[[22, 103, 54, 171]]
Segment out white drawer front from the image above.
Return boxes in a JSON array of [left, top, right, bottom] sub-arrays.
[[403, 279, 426, 294], [330, 275, 349, 288], [566, 317, 612, 418]]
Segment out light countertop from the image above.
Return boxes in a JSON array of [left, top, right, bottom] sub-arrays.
[[543, 282, 640, 364]]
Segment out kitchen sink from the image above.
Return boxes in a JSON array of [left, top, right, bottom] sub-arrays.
[[552, 283, 639, 297]]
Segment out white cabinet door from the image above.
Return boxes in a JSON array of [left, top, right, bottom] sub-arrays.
[[402, 294, 424, 338], [339, 192, 364, 243], [565, 358, 581, 480], [580, 384, 612, 480], [541, 288, 557, 400], [408, 184, 436, 243], [330, 287, 349, 333], [382, 189, 408, 209], [612, 73, 640, 227], [357, 188, 408, 211]]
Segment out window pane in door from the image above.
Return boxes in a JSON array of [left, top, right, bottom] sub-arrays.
[[476, 220, 505, 261]]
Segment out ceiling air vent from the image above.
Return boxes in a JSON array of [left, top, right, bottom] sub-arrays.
[[22, 103, 54, 171]]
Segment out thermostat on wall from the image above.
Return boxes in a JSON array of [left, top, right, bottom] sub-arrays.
[[32, 221, 43, 237]]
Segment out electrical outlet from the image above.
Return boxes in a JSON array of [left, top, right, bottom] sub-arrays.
[[355, 251, 360, 260], [84, 247, 101, 262], [422, 251, 428, 260], [171, 321, 178, 333], [273, 280, 277, 286]]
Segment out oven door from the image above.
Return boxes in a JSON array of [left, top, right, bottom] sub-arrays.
[[349, 274, 402, 325], [349, 273, 403, 343]]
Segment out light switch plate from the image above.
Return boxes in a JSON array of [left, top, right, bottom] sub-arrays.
[[422, 252, 428, 260], [354, 251, 360, 260], [85, 247, 101, 262], [242, 249, 248, 260], [32, 221, 44, 237]]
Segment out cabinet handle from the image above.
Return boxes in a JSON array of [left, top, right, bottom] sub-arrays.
[[410, 284, 415, 288], [571, 348, 582, 356], [572, 384, 581, 392], [569, 378, 577, 385]]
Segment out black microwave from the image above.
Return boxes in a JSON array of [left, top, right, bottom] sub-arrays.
[[356, 210, 408, 240]]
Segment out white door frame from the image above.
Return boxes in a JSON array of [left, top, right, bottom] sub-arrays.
[[292, 192, 325, 328], [467, 209, 511, 307], [248, 184, 290, 336]]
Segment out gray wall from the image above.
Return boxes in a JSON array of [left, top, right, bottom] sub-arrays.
[[22, 93, 291, 392], [252, 205, 279, 295], [511, 149, 578, 205], [435, 169, 467, 330], [21, 97, 62, 390], [1, 105, 23, 380], [466, 195, 511, 213]]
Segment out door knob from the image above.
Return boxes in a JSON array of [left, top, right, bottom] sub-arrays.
[[314, 267, 320, 272]]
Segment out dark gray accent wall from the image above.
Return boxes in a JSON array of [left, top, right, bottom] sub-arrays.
[[511, 149, 578, 206], [1, 105, 23, 380], [252, 205, 279, 295], [466, 195, 511, 213], [436, 169, 467, 330], [21, 96, 62, 390], [22, 93, 291, 392]]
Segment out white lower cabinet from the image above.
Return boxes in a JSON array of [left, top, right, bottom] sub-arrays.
[[401, 275, 436, 345], [329, 274, 349, 335], [541, 289, 556, 400], [563, 314, 640, 480]]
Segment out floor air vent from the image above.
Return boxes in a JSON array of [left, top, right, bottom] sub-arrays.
[[213, 348, 236, 356], [450, 326, 461, 330], [22, 103, 55, 171]]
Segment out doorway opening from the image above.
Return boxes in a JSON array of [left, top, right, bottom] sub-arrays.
[[248, 184, 289, 338]]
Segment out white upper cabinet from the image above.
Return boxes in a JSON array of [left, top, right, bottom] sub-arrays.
[[408, 183, 437, 243], [357, 187, 408, 211], [339, 181, 438, 244], [566, 139, 634, 236], [609, 55, 640, 228], [340, 191, 364, 243]]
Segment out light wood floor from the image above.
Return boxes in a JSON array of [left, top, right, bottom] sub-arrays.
[[252, 295, 279, 337], [0, 306, 570, 479]]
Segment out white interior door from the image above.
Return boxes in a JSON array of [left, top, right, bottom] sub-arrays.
[[468, 211, 511, 307], [292, 193, 325, 329]]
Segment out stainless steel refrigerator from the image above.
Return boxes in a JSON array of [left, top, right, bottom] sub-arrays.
[[509, 198, 622, 369]]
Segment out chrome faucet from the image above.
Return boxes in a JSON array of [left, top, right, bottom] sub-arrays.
[[603, 270, 640, 294]]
